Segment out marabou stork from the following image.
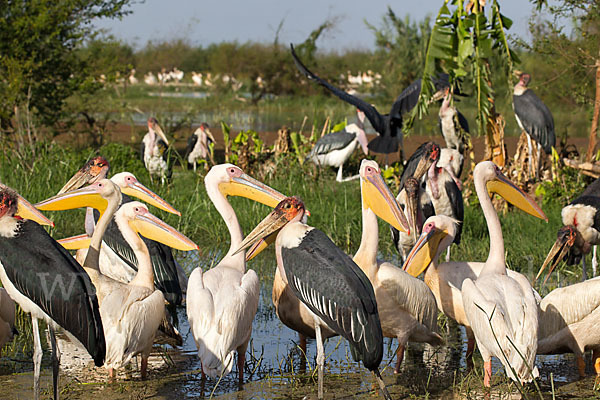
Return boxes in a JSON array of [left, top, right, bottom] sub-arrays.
[[404, 162, 547, 387], [537, 176, 600, 281], [292, 45, 450, 162], [0, 187, 105, 400], [56, 157, 186, 304], [37, 179, 198, 380], [141, 117, 171, 184], [353, 160, 442, 374], [305, 109, 369, 182], [186, 164, 287, 382], [438, 90, 470, 154], [185, 123, 216, 171], [236, 197, 392, 400], [0, 287, 17, 357], [513, 72, 556, 178]]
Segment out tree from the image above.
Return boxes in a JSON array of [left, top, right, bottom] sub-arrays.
[[0, 0, 134, 132]]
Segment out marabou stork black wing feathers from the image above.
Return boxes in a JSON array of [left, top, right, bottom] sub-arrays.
[[290, 45, 385, 134], [513, 90, 555, 154], [457, 109, 469, 134], [578, 177, 600, 198], [446, 180, 464, 245], [139, 140, 146, 163], [281, 228, 383, 370], [306, 129, 356, 158], [0, 221, 105, 366], [184, 133, 198, 167], [390, 78, 422, 120]]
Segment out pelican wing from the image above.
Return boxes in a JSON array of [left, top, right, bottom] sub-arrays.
[[0, 220, 105, 366], [378, 263, 440, 333]]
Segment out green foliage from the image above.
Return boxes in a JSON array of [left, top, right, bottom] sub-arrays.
[[535, 166, 592, 206]]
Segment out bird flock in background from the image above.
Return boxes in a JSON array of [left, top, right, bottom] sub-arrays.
[[2, 43, 599, 400]]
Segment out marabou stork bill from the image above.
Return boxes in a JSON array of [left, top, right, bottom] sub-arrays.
[[141, 117, 171, 184], [513, 72, 555, 178], [53, 157, 186, 305], [537, 176, 600, 282], [186, 164, 287, 382], [185, 122, 216, 171], [305, 109, 369, 182], [0, 186, 105, 400], [37, 179, 198, 380], [404, 162, 547, 387], [236, 197, 392, 400], [353, 159, 442, 374]]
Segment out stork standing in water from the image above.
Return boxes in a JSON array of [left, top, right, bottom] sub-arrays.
[[305, 109, 369, 181], [186, 164, 287, 382], [236, 197, 392, 400], [37, 180, 197, 380], [0, 187, 105, 400], [185, 123, 216, 171], [513, 72, 555, 179], [539, 176, 600, 280], [403, 162, 547, 382], [141, 117, 171, 184]]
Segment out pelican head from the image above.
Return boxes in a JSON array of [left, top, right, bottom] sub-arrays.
[[148, 117, 169, 145], [360, 159, 409, 233], [115, 201, 198, 251], [111, 172, 180, 216], [58, 156, 110, 195], [36, 179, 120, 215], [536, 225, 586, 284], [475, 161, 547, 221], [234, 196, 306, 258], [403, 215, 458, 277]]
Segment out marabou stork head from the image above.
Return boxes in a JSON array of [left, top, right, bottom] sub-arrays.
[[403, 215, 458, 277], [0, 186, 54, 226], [147, 117, 169, 145], [234, 197, 306, 259], [0, 188, 18, 218], [58, 156, 110, 195], [518, 73, 531, 87], [413, 142, 441, 181], [536, 225, 587, 284]]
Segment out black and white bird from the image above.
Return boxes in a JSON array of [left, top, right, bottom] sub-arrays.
[[305, 109, 369, 182], [438, 91, 470, 154], [538, 176, 600, 282], [141, 117, 171, 184], [0, 187, 105, 400], [236, 197, 391, 400], [513, 72, 555, 178], [184, 123, 216, 171]]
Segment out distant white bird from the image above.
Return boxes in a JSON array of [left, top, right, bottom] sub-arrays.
[[141, 117, 170, 184], [144, 72, 157, 86], [185, 123, 216, 171], [191, 72, 203, 86]]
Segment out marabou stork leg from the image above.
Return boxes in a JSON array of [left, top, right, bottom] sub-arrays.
[[313, 319, 324, 399], [465, 328, 475, 371], [483, 360, 492, 387], [526, 135, 534, 179], [49, 325, 61, 400], [336, 165, 344, 182], [583, 256, 588, 281], [593, 246, 598, 277], [394, 344, 405, 374], [299, 333, 307, 373], [536, 142, 542, 180], [236, 341, 248, 384], [141, 355, 148, 380], [32, 317, 42, 400]]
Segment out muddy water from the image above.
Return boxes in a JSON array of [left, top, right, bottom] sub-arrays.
[[0, 251, 596, 399]]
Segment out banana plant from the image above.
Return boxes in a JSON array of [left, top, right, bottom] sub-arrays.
[[410, 0, 519, 168]]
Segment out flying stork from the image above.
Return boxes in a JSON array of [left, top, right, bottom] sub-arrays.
[[305, 109, 369, 182], [537, 176, 600, 281], [404, 162, 547, 387], [0, 186, 105, 399], [141, 117, 171, 184], [186, 164, 287, 382], [185, 123, 216, 171], [513, 72, 555, 179], [236, 197, 392, 400]]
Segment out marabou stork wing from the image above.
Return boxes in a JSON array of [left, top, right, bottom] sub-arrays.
[[445, 180, 464, 245], [306, 129, 356, 157], [378, 263, 441, 336], [463, 276, 539, 382], [513, 90, 555, 154], [290, 45, 386, 134], [0, 220, 105, 366], [139, 139, 146, 163], [456, 109, 469, 134], [579, 177, 600, 198], [389, 78, 421, 120], [157, 139, 169, 162], [281, 228, 383, 370], [184, 134, 198, 164], [93, 204, 183, 305]]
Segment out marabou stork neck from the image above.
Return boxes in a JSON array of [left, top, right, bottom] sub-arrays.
[[37, 179, 198, 380], [186, 164, 287, 383], [537, 176, 600, 282], [513, 72, 555, 179], [185, 122, 216, 171], [0, 186, 105, 400], [353, 160, 443, 374], [305, 109, 369, 181], [141, 117, 171, 184], [236, 197, 392, 400], [438, 91, 470, 154]]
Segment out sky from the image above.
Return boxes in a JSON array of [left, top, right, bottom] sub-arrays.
[[93, 1, 557, 52]]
